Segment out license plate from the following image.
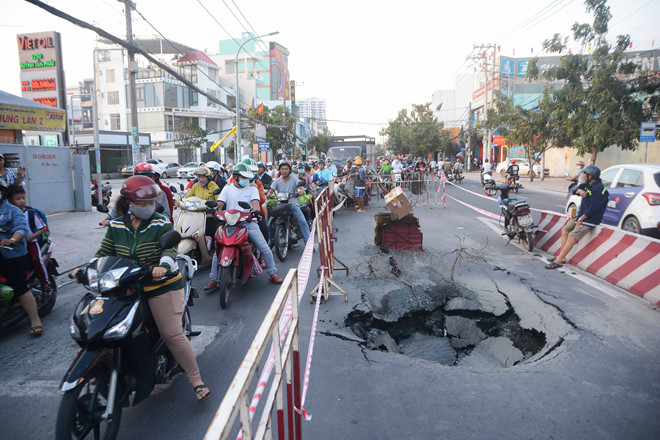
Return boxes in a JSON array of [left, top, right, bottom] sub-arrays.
[[518, 214, 533, 226]]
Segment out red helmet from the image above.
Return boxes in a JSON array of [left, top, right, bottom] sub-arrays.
[[510, 159, 516, 164], [120, 175, 159, 203], [456, 158, 461, 162], [134, 162, 156, 176]]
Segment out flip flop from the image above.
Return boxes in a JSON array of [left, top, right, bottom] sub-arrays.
[[547, 256, 557, 262], [30, 325, 43, 337], [545, 262, 563, 270], [194, 385, 211, 402]]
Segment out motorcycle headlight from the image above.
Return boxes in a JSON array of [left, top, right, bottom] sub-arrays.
[[103, 301, 139, 341], [277, 193, 289, 201], [85, 268, 99, 292], [224, 211, 241, 226], [98, 268, 128, 293], [184, 201, 202, 211]]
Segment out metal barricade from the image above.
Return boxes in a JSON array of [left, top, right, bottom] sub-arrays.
[[204, 269, 302, 440]]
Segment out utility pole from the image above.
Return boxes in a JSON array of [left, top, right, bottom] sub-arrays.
[[466, 102, 472, 172], [469, 43, 497, 165], [119, 0, 140, 164]]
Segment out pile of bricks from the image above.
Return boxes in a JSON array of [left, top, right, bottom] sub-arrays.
[[374, 212, 423, 251]]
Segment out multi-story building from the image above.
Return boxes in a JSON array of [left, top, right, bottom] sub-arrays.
[[297, 97, 327, 136]]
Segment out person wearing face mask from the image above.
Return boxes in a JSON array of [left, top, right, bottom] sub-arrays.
[[72, 175, 212, 401], [183, 167, 219, 201], [266, 162, 310, 246]]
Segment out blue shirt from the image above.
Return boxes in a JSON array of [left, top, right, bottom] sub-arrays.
[[576, 179, 609, 225], [315, 168, 334, 182], [0, 201, 28, 258]]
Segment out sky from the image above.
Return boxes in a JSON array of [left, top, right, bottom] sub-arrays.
[[2, 0, 658, 143]]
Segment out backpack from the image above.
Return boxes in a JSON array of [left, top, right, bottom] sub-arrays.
[[26, 206, 49, 246]]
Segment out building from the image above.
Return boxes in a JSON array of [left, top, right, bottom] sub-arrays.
[[431, 74, 473, 129], [297, 97, 327, 135]]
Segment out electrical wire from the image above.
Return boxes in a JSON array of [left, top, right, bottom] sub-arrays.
[[498, 0, 577, 44]]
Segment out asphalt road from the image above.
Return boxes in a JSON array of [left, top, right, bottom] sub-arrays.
[[1, 177, 658, 439]]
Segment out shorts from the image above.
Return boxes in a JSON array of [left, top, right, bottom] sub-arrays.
[[353, 188, 365, 198], [1, 254, 30, 297], [562, 218, 593, 240]]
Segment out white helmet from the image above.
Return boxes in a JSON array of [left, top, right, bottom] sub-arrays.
[[205, 161, 221, 172]]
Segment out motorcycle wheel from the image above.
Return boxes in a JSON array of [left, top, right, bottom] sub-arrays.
[[182, 307, 192, 339], [275, 224, 289, 261], [38, 270, 58, 316], [521, 231, 534, 252], [55, 373, 122, 440], [512, 184, 518, 194], [218, 266, 231, 309], [484, 182, 497, 197]]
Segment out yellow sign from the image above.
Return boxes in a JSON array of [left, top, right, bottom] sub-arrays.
[[0, 103, 65, 132]]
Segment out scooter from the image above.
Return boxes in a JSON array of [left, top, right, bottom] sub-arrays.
[[91, 181, 112, 207], [268, 187, 311, 262], [496, 184, 537, 252], [174, 190, 221, 266], [483, 172, 497, 196], [505, 174, 523, 193], [0, 239, 59, 334], [56, 231, 198, 440]]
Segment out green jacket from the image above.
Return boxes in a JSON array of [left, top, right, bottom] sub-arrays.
[[95, 213, 183, 297]]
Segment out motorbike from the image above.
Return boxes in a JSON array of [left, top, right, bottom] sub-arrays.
[[55, 231, 199, 440], [268, 184, 313, 262], [174, 190, 221, 266], [482, 172, 497, 196], [0, 239, 59, 333], [567, 177, 578, 202], [495, 184, 536, 252], [91, 181, 112, 207], [505, 174, 523, 193]]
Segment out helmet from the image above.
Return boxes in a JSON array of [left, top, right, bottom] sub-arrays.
[[193, 167, 211, 177], [242, 158, 258, 172], [233, 162, 254, 179], [456, 158, 461, 162], [510, 159, 516, 164], [583, 165, 600, 180], [354, 156, 363, 165], [134, 162, 156, 176], [205, 161, 221, 172], [576, 160, 585, 167], [120, 175, 159, 204], [365, 158, 370, 162], [279, 161, 292, 171], [257, 161, 266, 169]]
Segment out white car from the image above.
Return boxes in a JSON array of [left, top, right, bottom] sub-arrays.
[[159, 162, 181, 178], [565, 164, 660, 237], [497, 158, 549, 177], [177, 162, 204, 179]]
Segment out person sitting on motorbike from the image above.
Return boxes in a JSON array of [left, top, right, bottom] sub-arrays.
[[0, 179, 44, 336], [301, 164, 315, 191], [481, 158, 492, 174], [205, 161, 228, 192], [414, 157, 426, 171], [379, 159, 393, 174], [506, 159, 520, 183], [256, 161, 273, 187], [567, 160, 587, 182], [442, 159, 453, 175], [183, 167, 220, 201], [72, 176, 212, 401], [364, 158, 377, 175], [266, 162, 311, 247], [342, 159, 353, 176], [452, 158, 464, 177], [325, 157, 338, 177], [216, 164, 283, 284]]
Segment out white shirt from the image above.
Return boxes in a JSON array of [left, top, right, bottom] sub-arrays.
[[430, 160, 437, 169], [24, 209, 46, 235], [218, 183, 259, 211], [482, 162, 492, 173], [392, 160, 403, 171]]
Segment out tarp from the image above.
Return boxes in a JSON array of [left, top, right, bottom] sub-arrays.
[[0, 90, 65, 132]]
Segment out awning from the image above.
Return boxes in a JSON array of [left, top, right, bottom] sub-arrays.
[[0, 90, 65, 132]]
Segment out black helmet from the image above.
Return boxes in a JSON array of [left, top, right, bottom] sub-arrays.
[[583, 165, 600, 180], [279, 161, 291, 170]]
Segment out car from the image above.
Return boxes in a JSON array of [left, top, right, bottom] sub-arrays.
[[159, 162, 181, 178], [565, 164, 660, 238], [121, 164, 137, 177], [177, 161, 204, 179], [497, 158, 549, 177]]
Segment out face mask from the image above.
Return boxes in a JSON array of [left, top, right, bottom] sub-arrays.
[[298, 169, 304, 174], [129, 203, 156, 220], [238, 178, 249, 187]]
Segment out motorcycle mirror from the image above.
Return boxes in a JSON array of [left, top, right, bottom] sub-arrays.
[[169, 185, 177, 193], [179, 183, 185, 191], [205, 200, 218, 208], [238, 201, 251, 210], [158, 230, 181, 250], [155, 205, 165, 214], [297, 181, 305, 187], [213, 188, 222, 195], [96, 204, 109, 213], [263, 184, 271, 190]]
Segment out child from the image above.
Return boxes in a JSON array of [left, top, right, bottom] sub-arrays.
[[6, 186, 50, 292]]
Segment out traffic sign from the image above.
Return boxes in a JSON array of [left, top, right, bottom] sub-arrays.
[[258, 142, 271, 152], [640, 122, 656, 143]]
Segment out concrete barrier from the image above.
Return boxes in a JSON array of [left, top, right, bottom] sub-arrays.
[[535, 211, 660, 305]]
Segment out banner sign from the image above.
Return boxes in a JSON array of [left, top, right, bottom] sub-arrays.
[[640, 121, 656, 142], [0, 103, 65, 131], [516, 59, 529, 77], [501, 58, 514, 78], [258, 142, 271, 152]]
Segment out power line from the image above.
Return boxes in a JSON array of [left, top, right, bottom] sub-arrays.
[[494, 0, 567, 42], [498, 0, 577, 44]]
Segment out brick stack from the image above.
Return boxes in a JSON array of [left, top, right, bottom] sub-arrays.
[[374, 212, 423, 251]]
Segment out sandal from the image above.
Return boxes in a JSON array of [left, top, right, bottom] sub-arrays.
[[545, 262, 563, 270], [30, 325, 43, 337], [194, 384, 211, 402], [547, 256, 557, 262]]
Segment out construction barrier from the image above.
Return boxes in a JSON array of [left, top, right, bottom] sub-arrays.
[[311, 183, 348, 302], [204, 269, 302, 440]]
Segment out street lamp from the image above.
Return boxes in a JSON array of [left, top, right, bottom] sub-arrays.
[[235, 31, 279, 159]]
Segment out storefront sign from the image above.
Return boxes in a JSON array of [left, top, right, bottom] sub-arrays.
[[0, 104, 66, 132]]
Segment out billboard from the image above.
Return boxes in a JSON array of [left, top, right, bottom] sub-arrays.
[[0, 103, 65, 132], [501, 58, 514, 78], [516, 59, 530, 77]]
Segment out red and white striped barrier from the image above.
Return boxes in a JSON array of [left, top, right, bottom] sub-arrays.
[[535, 211, 660, 305]]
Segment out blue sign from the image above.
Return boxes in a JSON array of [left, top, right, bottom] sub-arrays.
[[640, 122, 656, 142], [258, 142, 271, 152], [501, 58, 514, 78], [516, 59, 529, 77]]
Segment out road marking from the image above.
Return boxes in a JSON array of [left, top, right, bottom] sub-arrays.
[[0, 325, 220, 398]]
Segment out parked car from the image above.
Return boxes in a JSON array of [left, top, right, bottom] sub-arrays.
[[565, 164, 660, 237], [121, 164, 137, 177], [497, 158, 549, 177], [177, 162, 204, 179], [159, 162, 181, 178]]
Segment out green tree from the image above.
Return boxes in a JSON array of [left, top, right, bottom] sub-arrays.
[[247, 106, 297, 160], [380, 102, 445, 158], [307, 127, 332, 155], [528, 0, 659, 163], [176, 121, 208, 164]]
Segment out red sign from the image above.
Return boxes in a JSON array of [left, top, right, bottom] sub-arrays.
[[30, 78, 56, 91], [33, 97, 58, 107]]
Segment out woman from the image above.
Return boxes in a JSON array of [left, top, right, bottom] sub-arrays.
[[73, 176, 211, 402], [0, 178, 43, 336], [0, 153, 25, 186]]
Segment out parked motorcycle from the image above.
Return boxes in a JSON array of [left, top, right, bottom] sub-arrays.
[[495, 184, 536, 252], [0, 239, 59, 333], [174, 190, 221, 266], [91, 181, 112, 207], [55, 231, 199, 440]]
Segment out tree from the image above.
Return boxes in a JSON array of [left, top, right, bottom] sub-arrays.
[[247, 105, 297, 160], [528, 0, 659, 163], [176, 121, 208, 164], [380, 102, 445, 158], [307, 127, 332, 155]]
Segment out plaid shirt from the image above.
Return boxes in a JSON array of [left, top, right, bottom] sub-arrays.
[[1, 168, 17, 186]]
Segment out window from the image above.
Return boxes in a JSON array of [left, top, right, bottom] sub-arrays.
[[225, 61, 235, 74], [179, 65, 197, 83], [190, 90, 198, 106], [136, 85, 145, 107], [207, 89, 217, 108], [616, 169, 643, 188], [110, 114, 121, 130], [105, 69, 115, 83], [599, 168, 619, 188], [97, 50, 111, 62], [227, 95, 236, 109], [107, 91, 119, 105]]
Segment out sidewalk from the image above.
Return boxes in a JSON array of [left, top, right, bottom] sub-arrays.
[[462, 170, 569, 194], [47, 209, 109, 273]]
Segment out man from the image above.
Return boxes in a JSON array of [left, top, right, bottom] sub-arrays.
[[379, 159, 393, 174], [325, 157, 338, 177], [353, 157, 367, 213], [452, 158, 464, 177], [391, 158, 402, 173], [205, 161, 227, 192], [364, 158, 377, 175], [429, 158, 437, 171], [546, 165, 609, 270], [206, 163, 283, 286], [256, 161, 273, 187], [314, 160, 334, 183], [0, 154, 24, 186], [266, 162, 311, 246], [481, 158, 492, 174], [342, 159, 353, 176], [506, 159, 520, 183], [442, 159, 453, 175]]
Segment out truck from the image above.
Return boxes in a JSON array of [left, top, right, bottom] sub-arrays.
[[326, 135, 375, 172]]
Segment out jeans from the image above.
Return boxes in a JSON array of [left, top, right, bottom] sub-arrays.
[[268, 204, 310, 246], [211, 221, 278, 279]]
